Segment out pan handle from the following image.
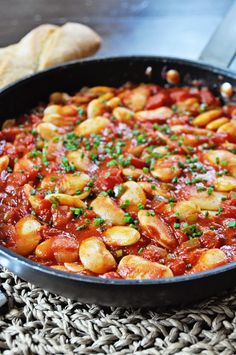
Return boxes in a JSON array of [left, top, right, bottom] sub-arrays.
[[199, 1, 236, 68]]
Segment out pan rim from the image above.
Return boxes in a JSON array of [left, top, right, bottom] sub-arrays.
[[0, 55, 236, 96], [1, 54, 236, 287], [1, 244, 236, 286]]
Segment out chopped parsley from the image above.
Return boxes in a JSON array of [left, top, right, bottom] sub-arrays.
[[114, 184, 124, 197], [76, 224, 87, 231], [207, 186, 214, 195], [28, 150, 41, 158], [61, 157, 75, 172], [70, 207, 84, 216], [172, 176, 178, 184], [94, 218, 105, 226], [228, 221, 236, 228], [124, 212, 134, 224], [77, 107, 85, 116], [120, 200, 130, 209], [31, 128, 37, 136], [182, 223, 203, 239], [199, 103, 207, 112], [64, 132, 79, 151], [138, 203, 145, 210], [216, 207, 223, 216]]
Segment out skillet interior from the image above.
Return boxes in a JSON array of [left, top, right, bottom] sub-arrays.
[[1, 56, 236, 307]]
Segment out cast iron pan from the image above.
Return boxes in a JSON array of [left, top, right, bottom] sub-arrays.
[[1, 6, 236, 307]]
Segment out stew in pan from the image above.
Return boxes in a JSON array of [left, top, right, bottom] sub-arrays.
[[1, 76, 236, 280]]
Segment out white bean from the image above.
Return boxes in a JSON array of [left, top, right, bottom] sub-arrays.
[[74, 116, 110, 136], [79, 237, 117, 273], [103, 226, 140, 247], [60, 173, 90, 195], [37, 122, 58, 139], [190, 249, 227, 273], [14, 216, 41, 256], [0, 155, 9, 171], [138, 210, 177, 249], [45, 193, 86, 208], [119, 181, 146, 207], [67, 149, 92, 172], [117, 255, 173, 279], [91, 195, 125, 225]]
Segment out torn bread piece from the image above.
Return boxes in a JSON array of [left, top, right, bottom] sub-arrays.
[[38, 22, 101, 70], [0, 24, 58, 87], [0, 22, 101, 88]]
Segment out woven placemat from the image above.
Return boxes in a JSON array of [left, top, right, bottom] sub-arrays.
[[0, 268, 236, 355]]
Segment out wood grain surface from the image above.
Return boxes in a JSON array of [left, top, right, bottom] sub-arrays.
[[0, 0, 235, 69]]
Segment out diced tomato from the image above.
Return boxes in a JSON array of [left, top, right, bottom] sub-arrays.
[[52, 206, 73, 228], [169, 89, 189, 102], [220, 245, 236, 262], [130, 157, 146, 168], [75, 225, 101, 241], [149, 85, 161, 95], [182, 248, 206, 266], [141, 244, 167, 262], [7, 172, 28, 187], [35, 199, 52, 223], [30, 114, 42, 125], [83, 210, 97, 219], [4, 205, 30, 224], [52, 237, 79, 252], [210, 133, 229, 145], [95, 166, 123, 190], [224, 104, 236, 118], [0, 224, 16, 243], [224, 133, 236, 144], [200, 231, 223, 249], [146, 92, 170, 109], [51, 237, 80, 263], [169, 115, 190, 126], [167, 258, 186, 276], [200, 87, 219, 106], [14, 134, 35, 155], [0, 127, 23, 142]]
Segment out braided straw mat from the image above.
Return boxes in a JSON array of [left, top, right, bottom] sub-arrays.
[[0, 268, 236, 355]]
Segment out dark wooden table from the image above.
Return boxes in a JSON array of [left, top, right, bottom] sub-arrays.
[[0, 0, 235, 70]]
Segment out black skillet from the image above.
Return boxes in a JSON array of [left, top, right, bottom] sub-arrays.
[[1, 6, 236, 308]]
